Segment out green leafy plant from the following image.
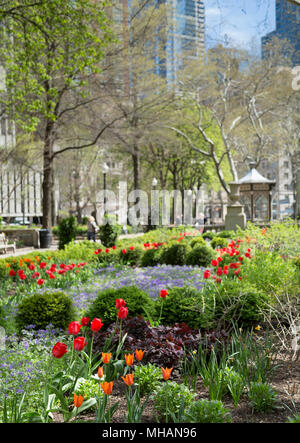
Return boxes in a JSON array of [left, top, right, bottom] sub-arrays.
[[153, 381, 196, 422], [118, 245, 144, 266], [134, 363, 163, 395], [184, 399, 232, 423], [141, 248, 161, 267], [248, 382, 278, 413]]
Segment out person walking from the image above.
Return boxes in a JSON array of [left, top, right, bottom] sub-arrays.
[[87, 216, 98, 242]]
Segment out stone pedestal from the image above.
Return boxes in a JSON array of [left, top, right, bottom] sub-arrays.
[[225, 182, 246, 231]]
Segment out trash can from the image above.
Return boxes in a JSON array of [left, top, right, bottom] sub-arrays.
[[39, 229, 52, 249]]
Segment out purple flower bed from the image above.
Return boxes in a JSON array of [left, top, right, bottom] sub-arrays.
[[68, 265, 207, 312]]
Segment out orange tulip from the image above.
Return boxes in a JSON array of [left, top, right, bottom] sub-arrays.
[[135, 349, 145, 362], [74, 393, 84, 408], [102, 352, 111, 364], [161, 367, 173, 381], [98, 366, 104, 378], [100, 381, 114, 395], [122, 373, 134, 386], [5, 263, 10, 268], [124, 353, 134, 366]]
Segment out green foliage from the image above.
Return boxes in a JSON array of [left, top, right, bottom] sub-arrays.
[[186, 244, 216, 266], [248, 382, 278, 413], [15, 291, 75, 333], [159, 242, 192, 266], [141, 248, 161, 267], [53, 239, 101, 263], [99, 216, 121, 247], [153, 381, 196, 422], [202, 231, 216, 240], [184, 399, 232, 423], [237, 220, 300, 258], [202, 279, 269, 328], [58, 216, 78, 250], [210, 237, 229, 249], [217, 230, 234, 239], [85, 286, 155, 329], [134, 363, 163, 396], [0, 0, 114, 131], [118, 245, 144, 266], [189, 236, 207, 248], [74, 377, 103, 402], [157, 287, 212, 330], [242, 249, 297, 295], [287, 414, 300, 423]]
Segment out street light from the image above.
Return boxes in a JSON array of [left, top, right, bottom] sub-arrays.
[[152, 177, 158, 188], [101, 162, 109, 215]]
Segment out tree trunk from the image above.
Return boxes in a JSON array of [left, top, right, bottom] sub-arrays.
[[42, 121, 54, 230]]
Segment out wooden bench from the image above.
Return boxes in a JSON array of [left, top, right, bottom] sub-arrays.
[[0, 233, 16, 255]]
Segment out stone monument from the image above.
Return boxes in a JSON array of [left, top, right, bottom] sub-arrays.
[[225, 182, 246, 231]]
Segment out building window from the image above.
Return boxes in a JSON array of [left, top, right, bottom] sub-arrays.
[[284, 161, 289, 168]]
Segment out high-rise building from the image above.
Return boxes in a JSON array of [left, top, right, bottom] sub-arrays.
[[261, 0, 300, 66], [160, 0, 205, 82]]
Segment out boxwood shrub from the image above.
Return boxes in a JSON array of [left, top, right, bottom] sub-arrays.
[[85, 286, 155, 329], [156, 287, 214, 330], [15, 291, 75, 333], [210, 237, 229, 249], [186, 244, 216, 267], [159, 242, 192, 266]]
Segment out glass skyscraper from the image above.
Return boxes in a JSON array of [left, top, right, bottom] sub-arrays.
[[162, 0, 205, 82], [261, 0, 300, 66]]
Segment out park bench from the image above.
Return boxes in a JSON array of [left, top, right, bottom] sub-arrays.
[[0, 232, 16, 255]]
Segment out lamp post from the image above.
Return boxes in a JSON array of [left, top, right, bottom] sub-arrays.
[[101, 162, 109, 215]]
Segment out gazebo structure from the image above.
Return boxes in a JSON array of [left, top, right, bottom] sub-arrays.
[[238, 163, 276, 222]]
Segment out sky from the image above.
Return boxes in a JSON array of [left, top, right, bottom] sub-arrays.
[[205, 0, 276, 54]]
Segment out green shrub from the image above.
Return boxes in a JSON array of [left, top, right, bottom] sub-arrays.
[[85, 286, 155, 329], [287, 414, 300, 423], [248, 382, 278, 413], [189, 236, 207, 248], [134, 363, 163, 395], [118, 245, 144, 266], [141, 248, 161, 267], [15, 291, 75, 332], [186, 244, 216, 267], [202, 231, 216, 240], [0, 303, 5, 328], [217, 230, 234, 239], [0, 260, 9, 280], [159, 242, 192, 266], [157, 287, 213, 330], [58, 216, 78, 250], [202, 279, 269, 328], [154, 381, 196, 422], [52, 239, 101, 263], [98, 215, 121, 247], [184, 399, 232, 423], [210, 237, 229, 249]]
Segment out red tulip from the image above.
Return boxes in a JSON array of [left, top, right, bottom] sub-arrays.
[[80, 316, 89, 326], [211, 259, 218, 267], [91, 318, 104, 332], [37, 278, 44, 285], [118, 306, 128, 319], [116, 298, 126, 309], [39, 262, 47, 269], [129, 246, 134, 251], [73, 336, 87, 351], [160, 289, 168, 298], [203, 270, 211, 279], [68, 321, 81, 335], [9, 270, 16, 277], [52, 342, 68, 358], [28, 263, 35, 271]]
